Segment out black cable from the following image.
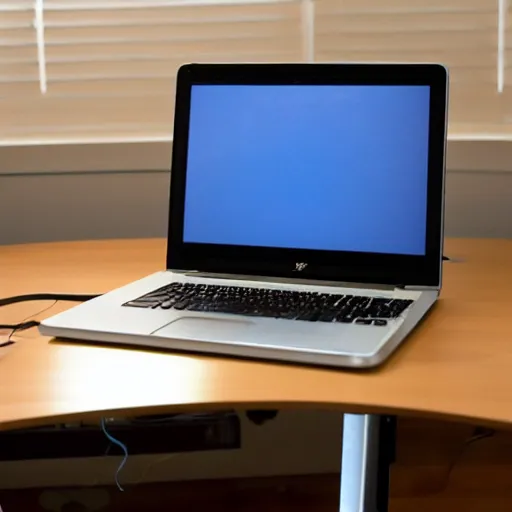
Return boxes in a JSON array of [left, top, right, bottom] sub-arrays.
[[0, 300, 60, 346], [0, 320, 40, 331], [0, 321, 41, 348], [445, 426, 495, 485], [0, 293, 99, 308]]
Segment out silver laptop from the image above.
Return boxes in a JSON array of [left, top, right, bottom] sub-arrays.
[[40, 63, 448, 368]]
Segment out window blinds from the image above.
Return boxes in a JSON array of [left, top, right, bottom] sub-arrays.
[[0, 0, 507, 143], [316, 0, 501, 137]]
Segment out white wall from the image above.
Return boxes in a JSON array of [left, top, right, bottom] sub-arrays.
[[1, 169, 512, 245]]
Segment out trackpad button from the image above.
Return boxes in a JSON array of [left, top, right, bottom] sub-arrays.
[[154, 316, 253, 342]]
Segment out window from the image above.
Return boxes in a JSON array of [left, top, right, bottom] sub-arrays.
[[1, 0, 304, 143], [316, 0, 504, 138], [0, 0, 510, 171]]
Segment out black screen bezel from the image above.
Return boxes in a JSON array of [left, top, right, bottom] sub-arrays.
[[167, 63, 447, 287]]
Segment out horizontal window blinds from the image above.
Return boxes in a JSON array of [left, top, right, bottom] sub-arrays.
[[1, 0, 303, 141], [0, 0, 507, 143], [315, 0, 502, 138]]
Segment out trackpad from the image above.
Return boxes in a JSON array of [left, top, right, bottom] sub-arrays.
[[154, 316, 253, 342]]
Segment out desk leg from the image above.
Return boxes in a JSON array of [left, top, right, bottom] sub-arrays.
[[339, 414, 396, 512]]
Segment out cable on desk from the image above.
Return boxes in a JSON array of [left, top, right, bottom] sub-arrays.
[[0, 320, 40, 332], [0, 321, 38, 348], [0, 293, 100, 308], [1, 300, 59, 347], [101, 418, 128, 492]]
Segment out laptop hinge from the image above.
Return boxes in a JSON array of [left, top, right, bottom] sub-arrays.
[[172, 269, 401, 291], [399, 285, 440, 291]]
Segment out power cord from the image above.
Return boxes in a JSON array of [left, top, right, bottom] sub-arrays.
[[445, 426, 496, 484], [0, 293, 99, 336], [0, 301, 59, 347], [0, 320, 41, 333], [0, 293, 99, 308]]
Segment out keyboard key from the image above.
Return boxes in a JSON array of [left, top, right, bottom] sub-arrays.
[[318, 310, 338, 322], [336, 316, 355, 323], [373, 319, 388, 327], [173, 299, 190, 310], [160, 300, 175, 309], [296, 312, 319, 322], [125, 301, 153, 308], [355, 319, 373, 325]]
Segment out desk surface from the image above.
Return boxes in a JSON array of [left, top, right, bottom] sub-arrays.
[[1, 238, 511, 431]]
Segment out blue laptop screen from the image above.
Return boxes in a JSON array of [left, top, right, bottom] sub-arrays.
[[183, 84, 430, 256]]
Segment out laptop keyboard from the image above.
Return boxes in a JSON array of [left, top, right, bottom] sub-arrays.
[[124, 283, 413, 326]]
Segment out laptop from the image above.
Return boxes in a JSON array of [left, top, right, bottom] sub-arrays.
[[39, 63, 448, 368]]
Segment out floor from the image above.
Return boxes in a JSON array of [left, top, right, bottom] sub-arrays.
[[2, 417, 512, 511]]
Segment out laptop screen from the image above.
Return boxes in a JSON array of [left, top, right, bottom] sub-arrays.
[[183, 84, 430, 256]]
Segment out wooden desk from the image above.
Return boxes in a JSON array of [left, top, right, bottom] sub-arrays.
[[1, 237, 511, 431]]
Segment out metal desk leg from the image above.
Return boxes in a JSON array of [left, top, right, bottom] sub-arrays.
[[339, 414, 396, 512]]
